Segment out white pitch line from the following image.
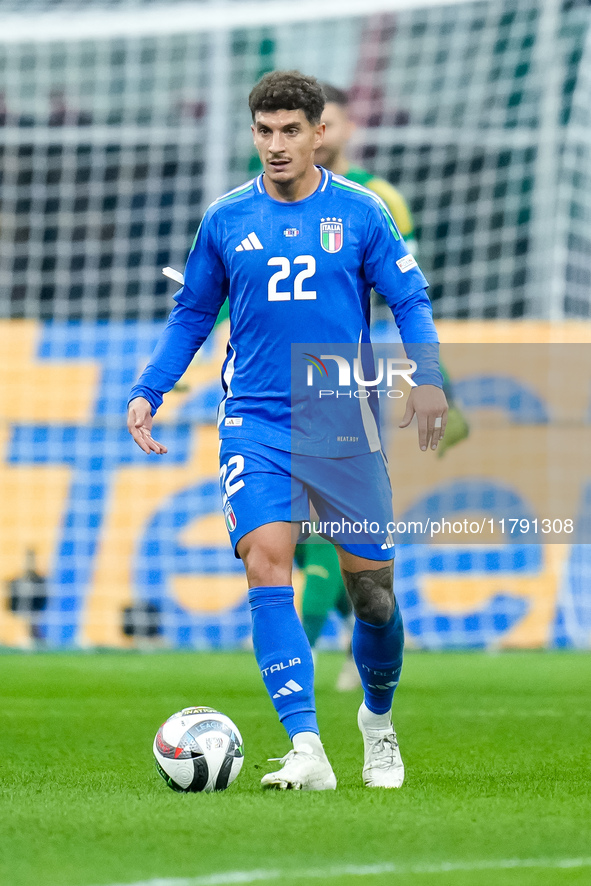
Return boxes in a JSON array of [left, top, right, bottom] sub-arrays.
[[103, 856, 591, 886]]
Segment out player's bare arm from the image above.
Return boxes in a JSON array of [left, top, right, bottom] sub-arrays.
[[399, 384, 448, 451], [127, 397, 168, 455]]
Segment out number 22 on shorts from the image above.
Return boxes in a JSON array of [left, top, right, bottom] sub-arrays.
[[220, 455, 245, 503]]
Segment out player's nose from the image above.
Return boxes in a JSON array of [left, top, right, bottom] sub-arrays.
[[269, 131, 286, 153]]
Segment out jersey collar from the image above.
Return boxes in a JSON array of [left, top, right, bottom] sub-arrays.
[[255, 166, 330, 202]]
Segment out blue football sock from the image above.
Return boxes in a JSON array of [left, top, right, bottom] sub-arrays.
[[352, 601, 404, 715], [248, 585, 318, 740]]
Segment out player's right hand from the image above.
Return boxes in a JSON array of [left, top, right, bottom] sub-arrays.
[[127, 397, 168, 455]]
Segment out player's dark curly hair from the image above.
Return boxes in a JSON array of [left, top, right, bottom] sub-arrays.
[[248, 70, 325, 125]]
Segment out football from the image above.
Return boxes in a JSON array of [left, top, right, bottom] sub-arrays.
[[153, 706, 244, 793]]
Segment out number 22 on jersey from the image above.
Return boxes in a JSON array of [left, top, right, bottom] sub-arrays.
[[267, 255, 316, 301]]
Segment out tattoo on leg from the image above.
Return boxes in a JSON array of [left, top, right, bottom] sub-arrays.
[[342, 563, 395, 626]]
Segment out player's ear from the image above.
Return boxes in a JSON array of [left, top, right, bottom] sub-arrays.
[[313, 121, 325, 150]]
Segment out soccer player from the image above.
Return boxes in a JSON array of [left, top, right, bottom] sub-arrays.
[[127, 71, 447, 791], [299, 84, 470, 690]]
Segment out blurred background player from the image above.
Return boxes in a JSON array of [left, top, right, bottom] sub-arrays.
[[298, 84, 469, 690]]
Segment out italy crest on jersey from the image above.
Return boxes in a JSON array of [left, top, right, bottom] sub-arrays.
[[320, 218, 343, 253], [223, 499, 237, 532]]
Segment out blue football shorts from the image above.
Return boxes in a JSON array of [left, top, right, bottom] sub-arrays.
[[218, 437, 395, 561]]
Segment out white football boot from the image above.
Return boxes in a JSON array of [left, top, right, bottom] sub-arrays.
[[358, 701, 404, 788], [261, 743, 337, 791]]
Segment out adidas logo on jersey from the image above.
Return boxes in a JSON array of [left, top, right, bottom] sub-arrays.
[[235, 232, 263, 252], [272, 679, 303, 699]]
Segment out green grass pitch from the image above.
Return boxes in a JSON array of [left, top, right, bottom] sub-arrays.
[[1, 650, 590, 886]]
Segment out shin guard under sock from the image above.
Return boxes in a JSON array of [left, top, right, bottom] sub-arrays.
[[351, 601, 404, 715]]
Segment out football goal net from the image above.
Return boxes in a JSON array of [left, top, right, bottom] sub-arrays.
[[0, 0, 589, 321]]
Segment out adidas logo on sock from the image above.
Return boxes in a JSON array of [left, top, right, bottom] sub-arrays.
[[235, 232, 263, 252], [273, 679, 303, 699]]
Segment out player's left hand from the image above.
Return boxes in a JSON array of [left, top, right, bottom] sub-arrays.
[[399, 384, 448, 452]]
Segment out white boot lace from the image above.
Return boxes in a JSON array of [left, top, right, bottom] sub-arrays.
[[368, 733, 399, 769]]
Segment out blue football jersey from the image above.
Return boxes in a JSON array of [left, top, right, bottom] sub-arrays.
[[143, 167, 440, 456]]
